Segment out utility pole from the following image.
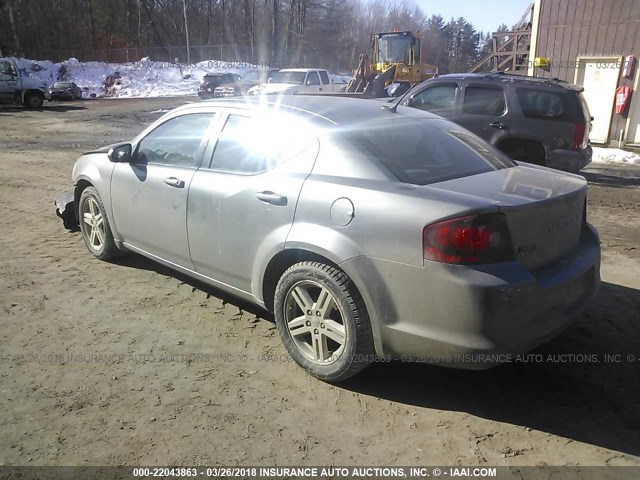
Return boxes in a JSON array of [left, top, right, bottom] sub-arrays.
[[182, 0, 190, 63]]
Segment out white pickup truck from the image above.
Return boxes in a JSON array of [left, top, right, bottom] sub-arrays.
[[0, 58, 50, 109], [247, 68, 343, 96]]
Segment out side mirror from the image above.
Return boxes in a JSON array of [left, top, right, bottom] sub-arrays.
[[108, 143, 132, 163]]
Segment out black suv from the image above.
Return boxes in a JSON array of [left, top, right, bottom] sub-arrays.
[[401, 73, 592, 172], [198, 72, 242, 99]]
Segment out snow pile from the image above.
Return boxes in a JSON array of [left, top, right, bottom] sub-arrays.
[[9, 57, 258, 99], [592, 146, 640, 166]]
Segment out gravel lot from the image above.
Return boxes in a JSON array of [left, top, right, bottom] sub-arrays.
[[1, 97, 639, 468]]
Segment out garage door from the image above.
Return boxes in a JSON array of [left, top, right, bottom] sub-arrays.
[[577, 59, 621, 144]]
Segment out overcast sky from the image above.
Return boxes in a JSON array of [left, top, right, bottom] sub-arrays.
[[413, 0, 534, 34]]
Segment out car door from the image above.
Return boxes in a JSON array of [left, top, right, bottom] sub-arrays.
[[318, 70, 331, 92], [187, 112, 319, 294], [403, 81, 460, 121], [456, 83, 510, 144], [0, 60, 19, 100], [110, 112, 218, 269], [303, 71, 322, 93]]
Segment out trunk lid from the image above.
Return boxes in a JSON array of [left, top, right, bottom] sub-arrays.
[[428, 165, 587, 270]]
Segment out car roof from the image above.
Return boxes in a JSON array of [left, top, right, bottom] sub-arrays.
[[279, 68, 324, 73], [176, 96, 442, 127], [204, 72, 237, 77], [433, 73, 583, 91]]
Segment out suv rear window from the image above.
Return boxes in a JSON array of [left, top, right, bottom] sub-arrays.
[[516, 87, 578, 122], [342, 117, 514, 185]]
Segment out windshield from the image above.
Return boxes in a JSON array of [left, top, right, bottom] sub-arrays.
[[270, 71, 306, 85], [376, 35, 411, 64], [340, 117, 514, 185], [242, 71, 260, 82]]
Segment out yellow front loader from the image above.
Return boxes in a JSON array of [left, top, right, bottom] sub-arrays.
[[347, 30, 439, 98]]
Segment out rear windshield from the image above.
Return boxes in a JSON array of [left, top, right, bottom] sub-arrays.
[[341, 117, 515, 185], [516, 87, 581, 122]]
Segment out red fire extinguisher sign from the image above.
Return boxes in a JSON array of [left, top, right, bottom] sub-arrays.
[[615, 86, 632, 114]]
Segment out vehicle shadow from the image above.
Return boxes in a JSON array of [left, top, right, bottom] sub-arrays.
[[106, 250, 640, 456], [44, 104, 86, 112], [342, 281, 640, 457], [582, 167, 640, 188], [0, 104, 86, 113], [109, 253, 272, 321]]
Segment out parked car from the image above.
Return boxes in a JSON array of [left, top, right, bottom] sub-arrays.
[[198, 72, 242, 99], [56, 96, 600, 382], [247, 68, 339, 95], [400, 73, 593, 173], [0, 58, 50, 109], [49, 82, 82, 100], [213, 68, 279, 97]]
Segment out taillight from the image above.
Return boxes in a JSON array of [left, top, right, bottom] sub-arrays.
[[423, 214, 515, 264], [571, 123, 588, 150]]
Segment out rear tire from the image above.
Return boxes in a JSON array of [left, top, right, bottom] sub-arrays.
[[79, 186, 120, 260], [274, 261, 374, 382], [24, 93, 44, 110]]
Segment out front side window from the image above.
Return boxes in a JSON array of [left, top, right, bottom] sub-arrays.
[[0, 61, 15, 76], [463, 85, 506, 115], [209, 114, 314, 174], [409, 83, 457, 114], [135, 113, 216, 167], [306, 72, 320, 86]]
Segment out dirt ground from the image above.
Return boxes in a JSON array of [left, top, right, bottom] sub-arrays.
[[1, 97, 639, 468]]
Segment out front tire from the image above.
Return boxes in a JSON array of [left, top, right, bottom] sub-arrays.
[[274, 261, 374, 382], [79, 186, 120, 260]]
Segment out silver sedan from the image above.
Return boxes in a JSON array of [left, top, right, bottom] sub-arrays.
[[56, 96, 601, 381]]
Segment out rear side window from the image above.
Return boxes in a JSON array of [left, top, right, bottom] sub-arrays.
[[409, 83, 457, 114], [319, 71, 330, 85], [209, 115, 314, 174], [516, 88, 577, 121], [463, 85, 506, 115], [342, 117, 514, 186]]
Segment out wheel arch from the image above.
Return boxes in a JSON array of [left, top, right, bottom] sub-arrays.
[[496, 136, 548, 165], [261, 248, 341, 313], [73, 178, 94, 223]]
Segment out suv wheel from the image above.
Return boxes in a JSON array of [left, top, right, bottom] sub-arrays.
[[24, 93, 44, 110], [274, 261, 374, 382]]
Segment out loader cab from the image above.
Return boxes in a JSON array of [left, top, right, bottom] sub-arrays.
[[374, 31, 415, 69]]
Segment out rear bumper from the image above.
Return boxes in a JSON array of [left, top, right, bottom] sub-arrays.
[[547, 146, 592, 173], [340, 224, 601, 369]]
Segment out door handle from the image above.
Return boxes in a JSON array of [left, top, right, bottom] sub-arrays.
[[319, 87, 323, 91], [163, 177, 185, 188], [489, 121, 507, 129], [256, 191, 288, 206]]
